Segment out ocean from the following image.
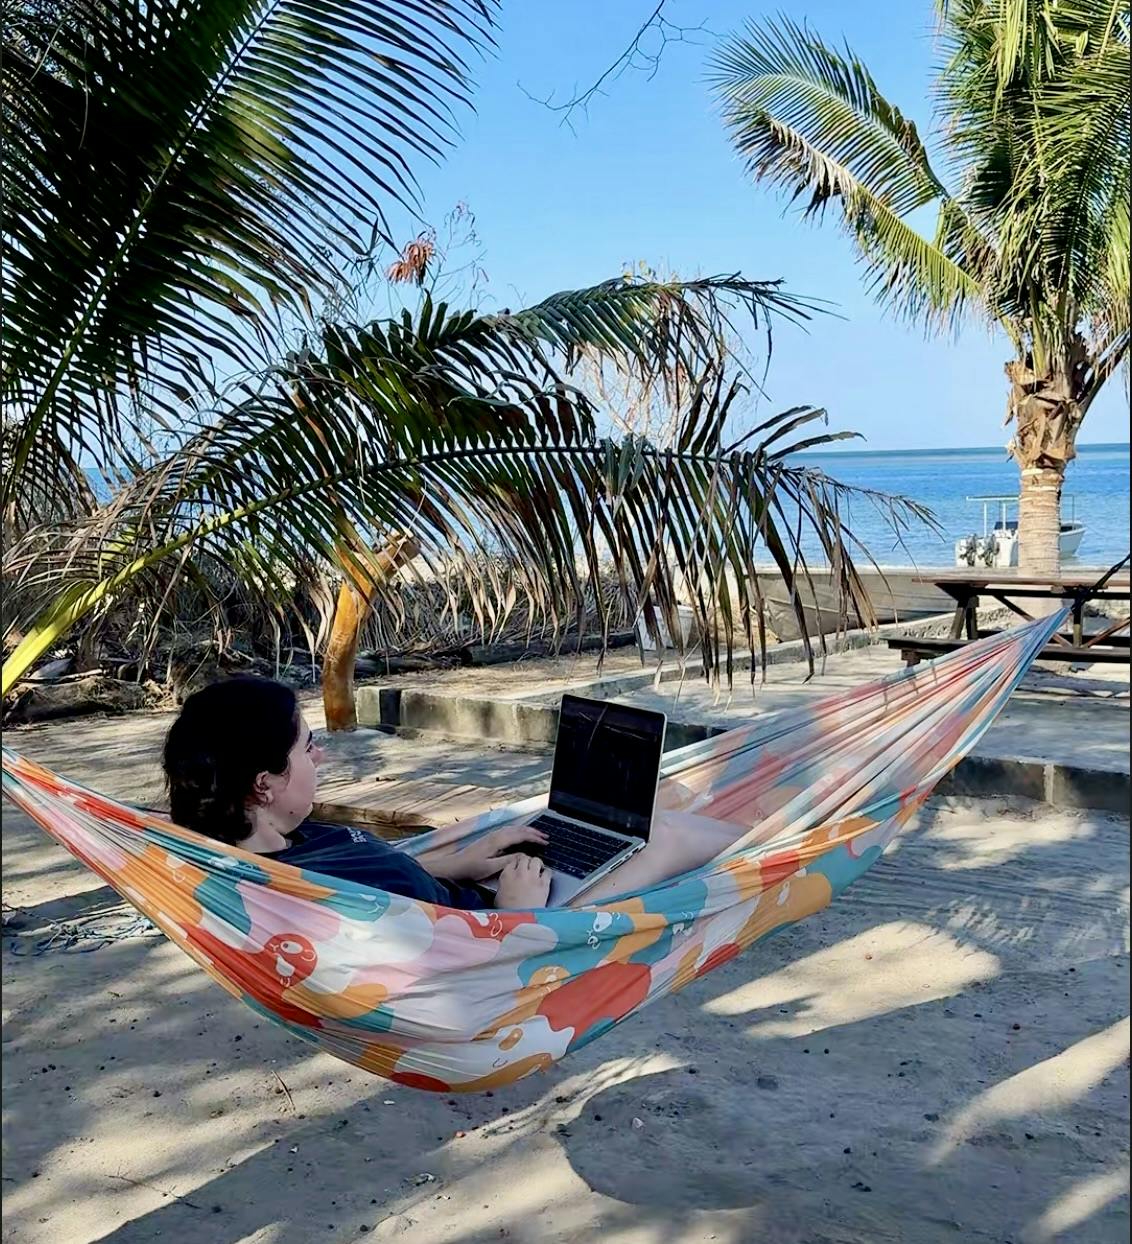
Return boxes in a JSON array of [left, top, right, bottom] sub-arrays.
[[787, 442, 1130, 569], [83, 442, 1128, 573]]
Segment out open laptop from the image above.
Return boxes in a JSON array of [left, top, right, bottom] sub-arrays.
[[489, 694, 667, 906]]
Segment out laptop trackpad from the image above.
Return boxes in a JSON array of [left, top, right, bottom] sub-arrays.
[[475, 870, 584, 910], [547, 870, 585, 907], [479, 869, 583, 909]]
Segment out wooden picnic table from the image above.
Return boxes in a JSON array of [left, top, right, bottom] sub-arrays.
[[887, 569, 1131, 667]]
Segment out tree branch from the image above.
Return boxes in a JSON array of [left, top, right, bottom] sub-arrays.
[[518, 2, 717, 130]]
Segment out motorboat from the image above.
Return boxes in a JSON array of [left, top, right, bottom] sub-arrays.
[[955, 495, 1085, 569]]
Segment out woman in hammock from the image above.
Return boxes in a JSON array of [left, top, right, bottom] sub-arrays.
[[162, 677, 555, 909], [163, 677, 742, 910]]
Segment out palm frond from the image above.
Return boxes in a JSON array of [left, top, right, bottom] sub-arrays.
[[3, 286, 933, 693], [710, 15, 986, 330], [2, 0, 498, 519], [937, 0, 1130, 366], [496, 274, 817, 390]]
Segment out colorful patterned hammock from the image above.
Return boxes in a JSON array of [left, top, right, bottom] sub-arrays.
[[2, 611, 1064, 1093]]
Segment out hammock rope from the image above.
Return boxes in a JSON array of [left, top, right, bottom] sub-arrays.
[[2, 610, 1066, 1093]]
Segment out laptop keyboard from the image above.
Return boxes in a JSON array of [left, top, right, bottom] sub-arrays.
[[529, 813, 633, 879]]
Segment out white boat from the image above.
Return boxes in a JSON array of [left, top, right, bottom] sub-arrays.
[[955, 495, 1085, 569]]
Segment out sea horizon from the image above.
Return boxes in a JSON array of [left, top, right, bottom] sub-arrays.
[[789, 440, 1130, 459], [782, 441, 1129, 568], [83, 442, 1129, 571]]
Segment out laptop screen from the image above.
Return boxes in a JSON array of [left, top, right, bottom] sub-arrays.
[[547, 696, 666, 839]]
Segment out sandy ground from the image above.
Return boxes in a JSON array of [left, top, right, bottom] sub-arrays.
[[2, 706, 1129, 1244]]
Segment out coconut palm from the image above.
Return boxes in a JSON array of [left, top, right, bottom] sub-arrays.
[[3, 0, 502, 519], [3, 274, 933, 699], [711, 1, 1130, 574], [1, 1, 930, 705]]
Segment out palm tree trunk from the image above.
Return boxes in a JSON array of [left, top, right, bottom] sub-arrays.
[[1017, 465, 1064, 578], [323, 579, 367, 732], [322, 534, 418, 732], [1006, 358, 1083, 580]]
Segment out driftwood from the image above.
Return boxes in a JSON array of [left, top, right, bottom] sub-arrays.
[[460, 629, 637, 666], [3, 628, 642, 726], [356, 629, 638, 677], [5, 673, 158, 724]]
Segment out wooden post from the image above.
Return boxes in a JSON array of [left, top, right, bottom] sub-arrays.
[[1071, 595, 1085, 647], [322, 534, 419, 732], [965, 596, 979, 640]]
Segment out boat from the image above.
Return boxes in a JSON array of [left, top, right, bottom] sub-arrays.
[[954, 495, 1086, 569], [762, 571, 955, 641]]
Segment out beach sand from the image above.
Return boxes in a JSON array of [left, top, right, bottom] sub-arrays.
[[2, 714, 1129, 1244]]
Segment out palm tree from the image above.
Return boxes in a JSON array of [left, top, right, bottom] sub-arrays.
[[711, 2, 1130, 575], [1, 1, 928, 704], [3, 0, 501, 517], [4, 275, 931, 695]]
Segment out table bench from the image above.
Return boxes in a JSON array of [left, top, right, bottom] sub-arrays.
[[888, 634, 1131, 668], [890, 569, 1130, 667]]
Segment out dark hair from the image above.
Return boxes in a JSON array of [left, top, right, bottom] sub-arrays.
[[163, 677, 300, 844]]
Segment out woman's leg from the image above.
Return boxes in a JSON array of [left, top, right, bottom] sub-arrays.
[[568, 807, 748, 906]]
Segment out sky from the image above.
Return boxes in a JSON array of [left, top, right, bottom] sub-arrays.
[[377, 0, 1128, 452]]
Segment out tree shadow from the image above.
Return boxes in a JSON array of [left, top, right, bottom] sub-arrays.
[[552, 798, 1129, 1243], [3, 746, 1128, 1243], [557, 966, 1128, 1241]]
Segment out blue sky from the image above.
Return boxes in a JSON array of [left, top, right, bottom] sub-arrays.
[[381, 0, 1127, 451]]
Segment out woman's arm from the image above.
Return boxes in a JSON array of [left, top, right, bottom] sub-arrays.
[[416, 823, 549, 883]]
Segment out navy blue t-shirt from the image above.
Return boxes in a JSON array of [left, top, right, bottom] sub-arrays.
[[269, 821, 486, 910]]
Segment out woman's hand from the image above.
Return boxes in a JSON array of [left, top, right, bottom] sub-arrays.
[[494, 854, 551, 909], [421, 823, 549, 883]]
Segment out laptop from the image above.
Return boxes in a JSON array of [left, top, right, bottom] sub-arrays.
[[490, 694, 668, 906]]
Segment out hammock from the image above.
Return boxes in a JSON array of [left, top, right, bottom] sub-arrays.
[[2, 611, 1065, 1093]]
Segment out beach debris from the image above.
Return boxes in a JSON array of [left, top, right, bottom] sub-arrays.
[[414, 1172, 436, 1185], [6, 674, 154, 725], [25, 657, 74, 683], [106, 1170, 203, 1209], [631, 1117, 644, 1130], [271, 1070, 295, 1111]]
